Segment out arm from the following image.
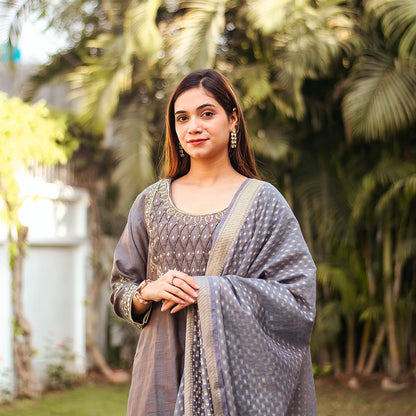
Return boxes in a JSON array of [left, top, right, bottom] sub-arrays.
[[111, 187, 200, 325], [110, 190, 151, 328]]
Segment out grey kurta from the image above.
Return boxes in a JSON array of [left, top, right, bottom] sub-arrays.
[[111, 179, 226, 415], [111, 178, 317, 416]]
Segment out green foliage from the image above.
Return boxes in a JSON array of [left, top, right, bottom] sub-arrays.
[[366, 0, 416, 64], [0, 93, 77, 225], [342, 51, 416, 140], [2, 0, 416, 378], [165, 0, 227, 76], [44, 340, 82, 391]]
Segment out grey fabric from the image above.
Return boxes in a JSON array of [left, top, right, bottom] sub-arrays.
[[175, 181, 317, 416], [111, 179, 317, 416], [111, 179, 226, 415]]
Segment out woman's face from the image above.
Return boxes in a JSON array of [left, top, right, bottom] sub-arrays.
[[173, 87, 237, 162]]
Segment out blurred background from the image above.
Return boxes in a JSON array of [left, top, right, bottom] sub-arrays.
[[0, 0, 415, 413]]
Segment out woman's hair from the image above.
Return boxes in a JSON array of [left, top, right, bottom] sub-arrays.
[[163, 69, 259, 179]]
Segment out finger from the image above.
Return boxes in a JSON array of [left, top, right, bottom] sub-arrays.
[[169, 286, 197, 304], [161, 300, 175, 312], [171, 278, 198, 300], [170, 302, 192, 314], [170, 270, 199, 290], [161, 282, 198, 305], [162, 289, 190, 305]]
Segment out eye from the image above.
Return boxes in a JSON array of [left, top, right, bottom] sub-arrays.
[[202, 110, 214, 118], [176, 115, 188, 123]]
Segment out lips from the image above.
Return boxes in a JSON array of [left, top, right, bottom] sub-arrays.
[[188, 138, 208, 145]]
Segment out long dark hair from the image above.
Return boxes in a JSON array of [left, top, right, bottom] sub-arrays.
[[163, 69, 259, 179]]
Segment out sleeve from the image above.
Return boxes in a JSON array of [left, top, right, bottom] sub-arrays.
[[110, 188, 151, 328]]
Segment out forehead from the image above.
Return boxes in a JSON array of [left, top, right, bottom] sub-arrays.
[[174, 87, 219, 111]]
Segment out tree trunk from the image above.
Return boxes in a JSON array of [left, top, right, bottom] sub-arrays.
[[356, 319, 371, 374], [384, 285, 400, 378], [85, 271, 118, 381], [357, 238, 376, 374], [363, 323, 385, 375], [84, 186, 129, 383], [345, 316, 355, 373], [382, 223, 400, 378], [11, 225, 40, 398], [331, 345, 342, 376]]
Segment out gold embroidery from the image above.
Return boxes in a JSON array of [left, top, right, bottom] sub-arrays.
[[120, 283, 137, 321], [144, 179, 225, 281], [112, 275, 130, 299]]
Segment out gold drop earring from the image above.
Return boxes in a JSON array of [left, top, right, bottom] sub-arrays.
[[179, 143, 185, 157], [230, 129, 237, 149]]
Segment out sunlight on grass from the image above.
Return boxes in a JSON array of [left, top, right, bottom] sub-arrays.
[[1, 379, 415, 416], [316, 379, 416, 416], [0, 383, 129, 416]]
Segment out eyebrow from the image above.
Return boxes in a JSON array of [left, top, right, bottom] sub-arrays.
[[174, 103, 216, 115]]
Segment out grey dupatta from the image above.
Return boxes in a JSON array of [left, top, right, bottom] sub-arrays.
[[174, 179, 317, 416]]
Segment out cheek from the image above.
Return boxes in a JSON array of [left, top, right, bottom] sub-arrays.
[[175, 125, 185, 139]]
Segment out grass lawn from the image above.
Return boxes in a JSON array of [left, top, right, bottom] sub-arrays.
[[316, 377, 416, 416], [0, 377, 415, 415], [0, 382, 129, 416]]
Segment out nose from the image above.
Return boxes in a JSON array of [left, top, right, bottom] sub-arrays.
[[188, 116, 202, 134]]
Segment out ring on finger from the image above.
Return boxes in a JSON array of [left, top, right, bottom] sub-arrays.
[[171, 275, 176, 286]]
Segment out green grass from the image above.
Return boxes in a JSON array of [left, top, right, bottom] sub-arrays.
[[0, 382, 129, 416], [1, 378, 415, 416], [316, 379, 416, 416]]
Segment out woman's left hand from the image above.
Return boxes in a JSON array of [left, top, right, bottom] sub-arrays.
[[161, 274, 198, 314], [161, 299, 193, 314]]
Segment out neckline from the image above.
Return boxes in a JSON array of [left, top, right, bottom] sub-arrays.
[[165, 177, 251, 218]]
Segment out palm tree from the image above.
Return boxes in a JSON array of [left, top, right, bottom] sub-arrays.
[[3, 0, 416, 380], [342, 0, 416, 141]]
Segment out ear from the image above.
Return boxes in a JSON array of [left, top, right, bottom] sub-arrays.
[[229, 108, 238, 130]]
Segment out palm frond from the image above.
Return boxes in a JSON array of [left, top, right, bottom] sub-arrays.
[[111, 99, 157, 211], [228, 64, 272, 108], [0, 0, 47, 46], [352, 158, 415, 220], [245, 0, 300, 34], [270, 2, 357, 119], [250, 128, 291, 162], [165, 0, 227, 77], [67, 34, 133, 131], [376, 172, 416, 214], [124, 0, 163, 61], [20, 47, 83, 102], [342, 50, 416, 140], [394, 237, 416, 264], [359, 304, 383, 323], [312, 300, 342, 344], [317, 263, 359, 309], [366, 0, 416, 64]]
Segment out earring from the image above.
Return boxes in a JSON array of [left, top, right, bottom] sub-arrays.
[[179, 143, 185, 157], [230, 129, 237, 149]]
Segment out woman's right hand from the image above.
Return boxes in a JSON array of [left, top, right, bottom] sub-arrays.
[[140, 269, 199, 312]]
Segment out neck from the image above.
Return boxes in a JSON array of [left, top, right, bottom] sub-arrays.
[[185, 155, 239, 184]]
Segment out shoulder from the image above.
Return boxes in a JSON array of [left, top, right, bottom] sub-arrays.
[[246, 179, 295, 220], [128, 179, 168, 216], [250, 179, 289, 205]]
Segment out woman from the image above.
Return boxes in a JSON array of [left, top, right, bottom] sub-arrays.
[[111, 69, 317, 415]]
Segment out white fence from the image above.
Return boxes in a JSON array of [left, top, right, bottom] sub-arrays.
[[0, 175, 90, 397]]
